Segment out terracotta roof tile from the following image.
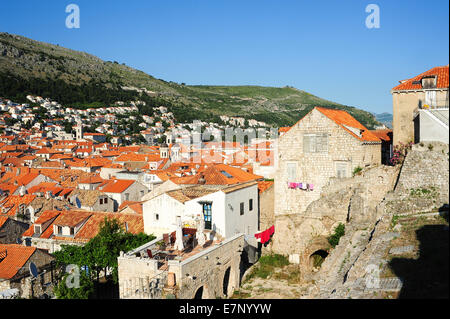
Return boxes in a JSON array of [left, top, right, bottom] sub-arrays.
[[0, 244, 36, 279], [392, 65, 449, 91], [370, 129, 392, 142], [101, 179, 135, 193], [258, 181, 274, 193], [315, 107, 381, 142]]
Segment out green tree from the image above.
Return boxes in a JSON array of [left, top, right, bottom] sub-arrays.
[[54, 271, 94, 299], [53, 218, 155, 299]]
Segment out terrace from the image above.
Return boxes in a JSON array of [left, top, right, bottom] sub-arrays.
[[125, 227, 223, 270]]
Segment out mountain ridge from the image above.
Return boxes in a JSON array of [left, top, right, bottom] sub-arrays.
[[0, 32, 380, 128]]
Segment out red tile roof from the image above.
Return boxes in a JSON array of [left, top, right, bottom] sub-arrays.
[[315, 107, 381, 142], [0, 194, 37, 217], [0, 216, 8, 228], [392, 65, 449, 91], [0, 244, 36, 279], [257, 181, 274, 193], [101, 179, 135, 193], [174, 164, 263, 186], [370, 129, 392, 142], [23, 210, 144, 243]]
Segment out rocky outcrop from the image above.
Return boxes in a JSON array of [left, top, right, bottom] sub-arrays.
[[306, 144, 449, 298], [271, 164, 399, 263]]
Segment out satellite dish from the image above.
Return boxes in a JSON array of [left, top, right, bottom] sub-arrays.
[[75, 197, 81, 209], [29, 262, 38, 278]]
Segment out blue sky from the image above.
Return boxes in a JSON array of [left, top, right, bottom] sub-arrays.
[[0, 0, 448, 114]]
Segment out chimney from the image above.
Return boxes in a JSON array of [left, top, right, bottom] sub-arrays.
[[19, 186, 26, 197], [198, 173, 206, 185]]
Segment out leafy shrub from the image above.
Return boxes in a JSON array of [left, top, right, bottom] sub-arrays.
[[352, 166, 363, 176], [328, 223, 345, 248]]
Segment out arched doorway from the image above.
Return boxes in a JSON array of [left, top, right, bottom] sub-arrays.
[[193, 285, 210, 299], [309, 250, 328, 269], [194, 286, 204, 299], [222, 267, 231, 297]]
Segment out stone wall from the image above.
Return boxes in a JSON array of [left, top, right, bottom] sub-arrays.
[[117, 237, 165, 299], [174, 234, 244, 299], [0, 218, 28, 244], [117, 234, 245, 299], [381, 142, 449, 215], [304, 142, 450, 298], [8, 249, 56, 299], [271, 164, 399, 267], [259, 184, 274, 232], [274, 108, 382, 217]]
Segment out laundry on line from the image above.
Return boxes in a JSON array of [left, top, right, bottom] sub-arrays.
[[287, 182, 314, 191]]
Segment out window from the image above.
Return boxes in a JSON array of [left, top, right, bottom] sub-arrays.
[[425, 90, 437, 107], [99, 198, 103, 205], [286, 163, 297, 181], [422, 76, 437, 89], [70, 227, 75, 236], [221, 170, 234, 178], [104, 198, 108, 204], [249, 199, 253, 211], [125, 193, 130, 201], [140, 190, 145, 197], [34, 225, 41, 235], [336, 162, 348, 179], [303, 133, 328, 153], [57, 226, 63, 235], [202, 203, 212, 230], [240, 202, 245, 216], [155, 214, 159, 221]]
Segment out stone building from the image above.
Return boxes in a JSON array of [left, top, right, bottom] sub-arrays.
[[117, 233, 244, 299], [0, 216, 28, 244], [391, 65, 449, 145], [22, 210, 144, 253], [274, 106, 382, 216], [69, 189, 114, 212], [0, 244, 56, 299], [143, 182, 259, 252]]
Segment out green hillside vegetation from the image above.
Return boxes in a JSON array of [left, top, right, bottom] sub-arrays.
[[0, 32, 380, 128]]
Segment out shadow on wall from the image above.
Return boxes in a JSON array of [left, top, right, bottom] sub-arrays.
[[389, 207, 449, 299]]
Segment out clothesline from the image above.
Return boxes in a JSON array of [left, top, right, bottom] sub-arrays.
[[287, 182, 314, 191]]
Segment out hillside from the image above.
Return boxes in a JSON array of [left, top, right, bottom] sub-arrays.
[[374, 112, 393, 128], [0, 32, 380, 128]]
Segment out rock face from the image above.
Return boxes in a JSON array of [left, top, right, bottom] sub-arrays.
[[271, 164, 400, 269], [267, 143, 448, 298], [304, 144, 449, 299]]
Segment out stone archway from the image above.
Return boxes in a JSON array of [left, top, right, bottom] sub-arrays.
[[301, 236, 331, 271], [222, 267, 231, 297], [193, 284, 210, 299], [309, 250, 329, 269], [194, 286, 204, 299]]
